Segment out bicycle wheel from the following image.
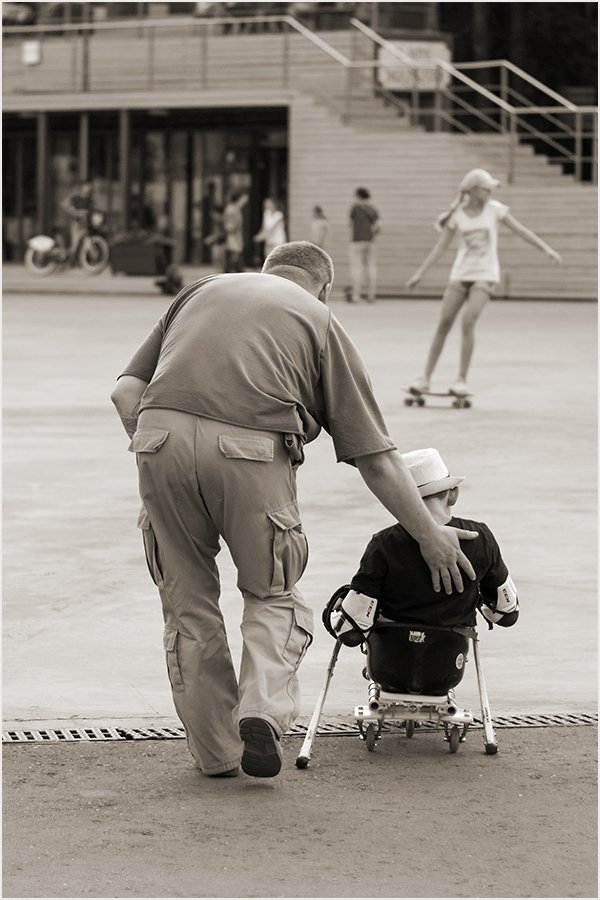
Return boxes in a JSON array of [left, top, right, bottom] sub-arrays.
[[24, 246, 58, 276], [80, 236, 110, 274]]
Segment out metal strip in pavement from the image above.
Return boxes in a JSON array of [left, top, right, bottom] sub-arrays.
[[3, 712, 597, 743]]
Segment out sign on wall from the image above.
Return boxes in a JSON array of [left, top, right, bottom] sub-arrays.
[[378, 41, 451, 91], [21, 40, 41, 66]]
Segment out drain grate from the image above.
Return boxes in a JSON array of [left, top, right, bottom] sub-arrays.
[[2, 712, 597, 744]]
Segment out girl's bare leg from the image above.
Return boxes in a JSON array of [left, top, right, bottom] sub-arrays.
[[422, 282, 468, 380], [457, 284, 491, 381]]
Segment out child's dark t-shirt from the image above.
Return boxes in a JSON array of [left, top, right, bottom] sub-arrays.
[[350, 517, 508, 626]]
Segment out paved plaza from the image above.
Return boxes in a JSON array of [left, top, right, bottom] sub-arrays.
[[2, 280, 597, 898], [3, 286, 597, 727]]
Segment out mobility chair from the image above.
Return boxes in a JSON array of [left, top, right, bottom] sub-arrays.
[[296, 586, 497, 768]]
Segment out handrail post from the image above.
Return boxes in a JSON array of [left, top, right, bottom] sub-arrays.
[[202, 22, 208, 88], [574, 110, 582, 181], [147, 23, 154, 90], [345, 64, 352, 122], [592, 112, 598, 185], [411, 66, 419, 127], [433, 66, 441, 132], [282, 22, 289, 88], [500, 64, 508, 132], [81, 28, 89, 92], [508, 112, 517, 183]]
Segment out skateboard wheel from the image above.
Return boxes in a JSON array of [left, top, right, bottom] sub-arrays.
[[404, 397, 414, 407], [417, 398, 425, 407]]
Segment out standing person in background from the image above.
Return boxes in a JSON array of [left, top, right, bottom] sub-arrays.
[[406, 168, 562, 397], [309, 205, 330, 249], [253, 197, 287, 262], [347, 187, 380, 304], [223, 190, 249, 272]]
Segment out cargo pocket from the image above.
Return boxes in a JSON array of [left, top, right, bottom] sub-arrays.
[[128, 428, 170, 454], [282, 602, 314, 668], [163, 626, 185, 693], [267, 501, 308, 594], [137, 505, 164, 588], [218, 434, 274, 462]]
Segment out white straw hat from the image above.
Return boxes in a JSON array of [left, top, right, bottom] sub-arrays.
[[459, 168, 500, 192], [401, 448, 465, 498]]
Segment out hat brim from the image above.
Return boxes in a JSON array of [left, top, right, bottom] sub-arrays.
[[419, 475, 465, 498]]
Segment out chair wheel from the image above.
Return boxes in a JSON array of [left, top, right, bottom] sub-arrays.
[[449, 725, 460, 753], [295, 755, 309, 769], [365, 724, 377, 752], [485, 742, 498, 755]]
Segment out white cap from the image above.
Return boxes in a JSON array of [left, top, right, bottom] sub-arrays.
[[459, 168, 500, 192]]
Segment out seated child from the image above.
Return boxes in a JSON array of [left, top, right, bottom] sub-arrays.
[[329, 447, 519, 646]]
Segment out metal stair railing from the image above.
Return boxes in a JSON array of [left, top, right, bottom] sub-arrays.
[[350, 18, 598, 184], [451, 59, 597, 182]]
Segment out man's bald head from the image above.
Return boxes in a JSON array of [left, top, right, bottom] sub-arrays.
[[262, 241, 334, 302]]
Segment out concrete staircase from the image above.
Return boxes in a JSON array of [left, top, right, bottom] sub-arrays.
[[288, 93, 598, 299]]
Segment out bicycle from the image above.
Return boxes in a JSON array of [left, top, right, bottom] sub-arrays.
[[24, 211, 110, 276]]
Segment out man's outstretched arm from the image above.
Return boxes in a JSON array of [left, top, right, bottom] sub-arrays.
[[111, 375, 148, 438], [355, 449, 478, 594]]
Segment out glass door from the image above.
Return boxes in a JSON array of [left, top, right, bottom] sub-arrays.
[[2, 130, 36, 261]]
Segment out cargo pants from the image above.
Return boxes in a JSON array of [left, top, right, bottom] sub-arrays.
[[129, 408, 314, 775]]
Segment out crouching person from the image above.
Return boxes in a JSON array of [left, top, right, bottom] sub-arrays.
[[327, 447, 519, 645]]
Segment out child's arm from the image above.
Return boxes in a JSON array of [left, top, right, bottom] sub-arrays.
[[327, 588, 379, 646], [406, 227, 454, 287], [501, 212, 562, 263], [479, 574, 519, 627]]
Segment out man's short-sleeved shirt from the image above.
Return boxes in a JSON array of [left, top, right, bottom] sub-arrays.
[[350, 516, 509, 626], [120, 272, 395, 464], [447, 199, 509, 283], [350, 202, 379, 242]]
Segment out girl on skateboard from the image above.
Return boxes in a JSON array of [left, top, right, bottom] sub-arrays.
[[406, 168, 562, 397]]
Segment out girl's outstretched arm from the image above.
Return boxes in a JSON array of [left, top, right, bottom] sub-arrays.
[[502, 212, 562, 263], [406, 227, 454, 287]]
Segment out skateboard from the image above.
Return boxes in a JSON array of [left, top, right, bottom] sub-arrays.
[[403, 388, 473, 409]]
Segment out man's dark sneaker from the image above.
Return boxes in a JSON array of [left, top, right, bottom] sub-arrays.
[[207, 766, 240, 778], [239, 718, 283, 777]]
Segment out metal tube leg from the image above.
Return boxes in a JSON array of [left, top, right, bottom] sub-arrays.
[[295, 641, 342, 768], [472, 634, 498, 754]]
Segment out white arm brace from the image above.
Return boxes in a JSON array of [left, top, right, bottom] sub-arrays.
[[480, 575, 519, 624], [329, 590, 379, 640]]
